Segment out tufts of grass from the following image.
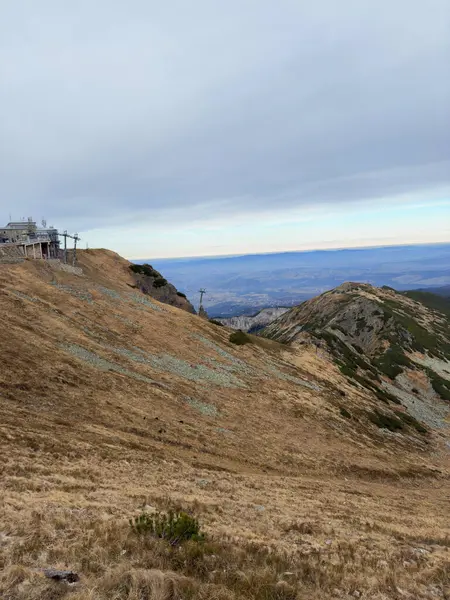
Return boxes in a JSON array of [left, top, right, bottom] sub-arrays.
[[130, 510, 205, 546]]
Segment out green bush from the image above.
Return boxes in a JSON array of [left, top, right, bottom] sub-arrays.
[[229, 330, 253, 345], [153, 277, 168, 288], [340, 407, 352, 419], [129, 263, 162, 278], [428, 371, 450, 402], [176, 291, 187, 298], [375, 388, 401, 405], [368, 410, 404, 432], [338, 363, 356, 378], [374, 346, 411, 379], [395, 410, 427, 434], [130, 510, 205, 546]]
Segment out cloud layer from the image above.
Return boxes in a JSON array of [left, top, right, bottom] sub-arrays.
[[1, 0, 449, 232]]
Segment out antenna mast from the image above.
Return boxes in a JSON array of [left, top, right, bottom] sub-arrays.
[[198, 288, 206, 310]]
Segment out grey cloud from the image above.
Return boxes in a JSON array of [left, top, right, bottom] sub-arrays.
[[0, 0, 449, 231]]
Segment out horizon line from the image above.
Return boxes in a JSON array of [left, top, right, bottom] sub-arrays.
[[128, 239, 450, 262]]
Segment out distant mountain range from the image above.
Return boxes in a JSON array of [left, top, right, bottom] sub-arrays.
[[418, 284, 450, 298], [141, 243, 450, 317]]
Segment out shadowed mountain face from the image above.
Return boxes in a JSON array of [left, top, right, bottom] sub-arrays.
[[1, 252, 449, 599], [263, 282, 450, 430], [146, 243, 450, 317]]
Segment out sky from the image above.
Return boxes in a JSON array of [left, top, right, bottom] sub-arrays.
[[1, 0, 449, 258]]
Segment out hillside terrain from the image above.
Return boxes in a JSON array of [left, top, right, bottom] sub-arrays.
[[0, 255, 449, 600], [263, 282, 450, 431], [124, 261, 195, 313], [216, 307, 290, 333]]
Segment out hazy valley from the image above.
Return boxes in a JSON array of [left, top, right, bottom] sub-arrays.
[[147, 243, 450, 317]]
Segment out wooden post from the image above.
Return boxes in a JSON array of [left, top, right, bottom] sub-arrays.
[[33, 244, 36, 259], [72, 234, 79, 267]]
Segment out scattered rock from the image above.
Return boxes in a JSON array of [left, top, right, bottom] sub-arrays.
[[43, 569, 79, 583], [197, 479, 210, 487], [280, 571, 296, 581]]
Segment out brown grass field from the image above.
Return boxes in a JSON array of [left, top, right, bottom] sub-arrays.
[[0, 250, 449, 599]]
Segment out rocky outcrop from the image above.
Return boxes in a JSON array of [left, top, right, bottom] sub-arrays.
[[216, 307, 289, 333], [129, 263, 196, 314]]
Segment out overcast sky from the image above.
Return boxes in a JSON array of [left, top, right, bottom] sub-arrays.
[[1, 0, 449, 257]]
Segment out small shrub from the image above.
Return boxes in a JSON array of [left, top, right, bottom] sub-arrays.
[[368, 410, 404, 432], [340, 407, 352, 419], [153, 277, 168, 288], [374, 346, 411, 379], [338, 363, 356, 378], [229, 330, 253, 345], [395, 411, 428, 434], [129, 263, 162, 278], [375, 388, 401, 405], [176, 291, 187, 298], [130, 510, 205, 546], [427, 370, 450, 402], [130, 263, 144, 274], [209, 319, 224, 327]]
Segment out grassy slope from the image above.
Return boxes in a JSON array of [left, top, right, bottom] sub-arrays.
[[0, 255, 449, 600]]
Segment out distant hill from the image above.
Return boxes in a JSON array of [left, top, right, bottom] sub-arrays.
[[263, 282, 450, 428]]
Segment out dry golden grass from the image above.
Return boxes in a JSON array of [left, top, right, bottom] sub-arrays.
[[0, 250, 449, 599]]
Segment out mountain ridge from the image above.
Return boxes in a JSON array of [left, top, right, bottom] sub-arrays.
[[262, 281, 450, 432]]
